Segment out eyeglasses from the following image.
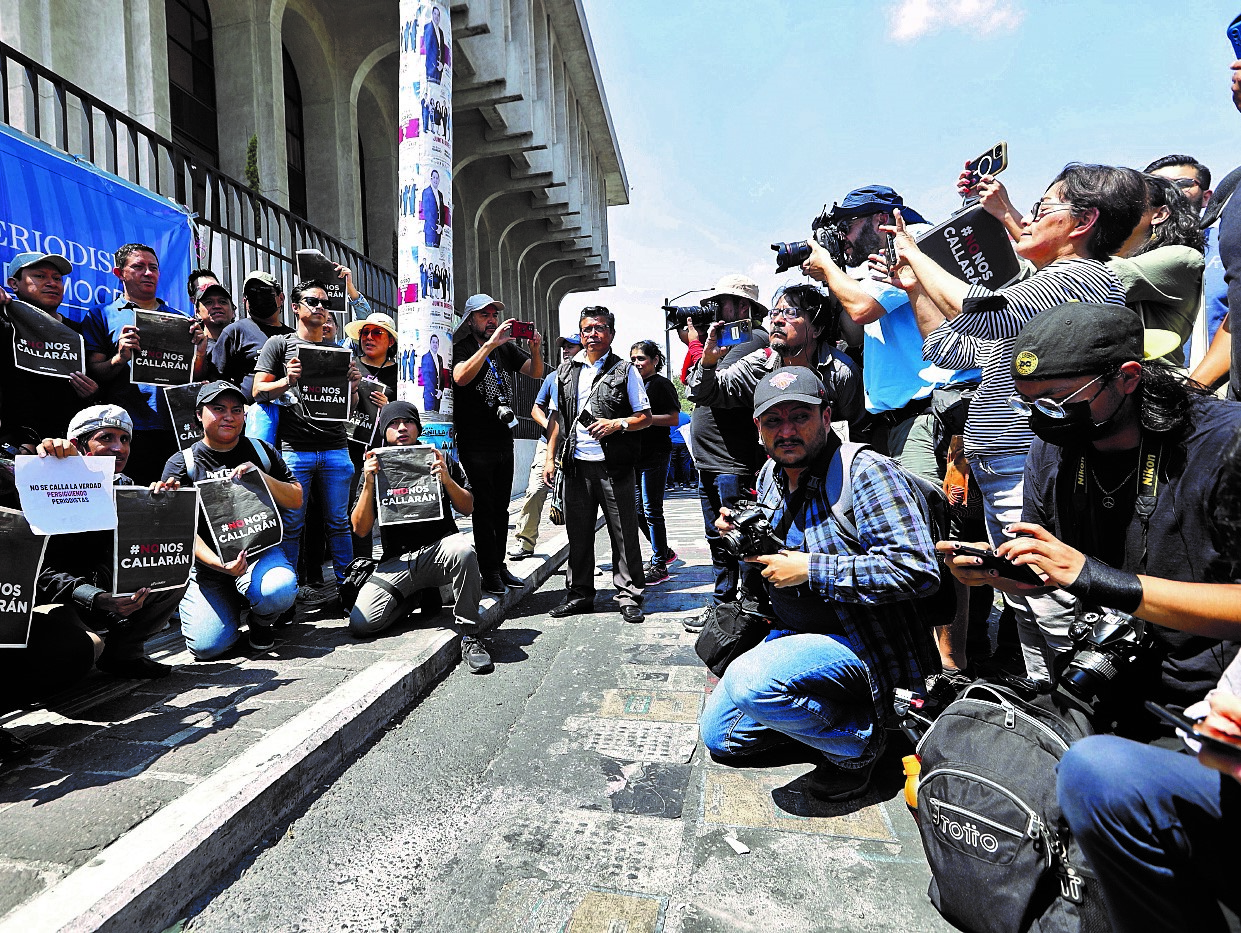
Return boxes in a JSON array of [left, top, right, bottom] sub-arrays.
[[769, 306, 804, 321], [299, 296, 328, 308], [1170, 176, 1200, 190], [1029, 198, 1074, 222], [1009, 374, 1108, 419]]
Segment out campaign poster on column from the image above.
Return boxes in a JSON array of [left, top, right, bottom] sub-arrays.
[[298, 345, 352, 421], [8, 299, 85, 378], [164, 382, 208, 450], [375, 445, 443, 525], [0, 507, 48, 647], [112, 487, 198, 595], [14, 454, 116, 534], [131, 309, 194, 386], [197, 472, 283, 563]]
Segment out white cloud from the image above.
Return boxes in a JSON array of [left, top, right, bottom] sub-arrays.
[[888, 0, 1024, 42]]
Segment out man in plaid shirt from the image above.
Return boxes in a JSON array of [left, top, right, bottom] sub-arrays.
[[699, 367, 941, 801]]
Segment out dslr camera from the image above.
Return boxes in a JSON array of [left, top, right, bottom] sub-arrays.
[[1060, 608, 1150, 705], [772, 206, 850, 273], [720, 504, 784, 559], [663, 303, 712, 332], [494, 401, 519, 431]]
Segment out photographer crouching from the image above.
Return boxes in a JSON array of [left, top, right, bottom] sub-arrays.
[[700, 367, 941, 801], [941, 301, 1241, 733]]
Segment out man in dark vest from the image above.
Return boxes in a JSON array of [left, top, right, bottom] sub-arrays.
[[542, 306, 653, 623]]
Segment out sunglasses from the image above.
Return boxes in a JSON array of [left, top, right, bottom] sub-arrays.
[[299, 296, 328, 308], [359, 327, 390, 339], [1009, 374, 1108, 419]]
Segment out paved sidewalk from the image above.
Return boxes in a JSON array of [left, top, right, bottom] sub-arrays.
[[0, 497, 580, 933]]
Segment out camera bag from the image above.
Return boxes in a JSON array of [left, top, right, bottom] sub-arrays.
[[692, 589, 772, 677], [914, 683, 1110, 933]]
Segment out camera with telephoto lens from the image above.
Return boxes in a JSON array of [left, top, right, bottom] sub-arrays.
[[494, 402, 519, 431], [719, 505, 784, 559], [772, 206, 850, 273], [663, 304, 713, 331], [1060, 608, 1150, 705]]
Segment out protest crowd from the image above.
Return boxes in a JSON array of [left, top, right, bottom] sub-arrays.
[[3, 51, 1241, 933]]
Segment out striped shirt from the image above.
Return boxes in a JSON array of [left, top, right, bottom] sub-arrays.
[[921, 258, 1125, 457], [755, 447, 942, 715]]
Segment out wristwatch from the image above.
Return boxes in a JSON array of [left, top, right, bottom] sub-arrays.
[[618, 420, 629, 432]]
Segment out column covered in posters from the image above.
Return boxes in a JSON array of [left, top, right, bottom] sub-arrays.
[[397, 0, 455, 450]]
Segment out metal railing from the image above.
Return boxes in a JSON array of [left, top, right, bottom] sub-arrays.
[[0, 40, 395, 317]]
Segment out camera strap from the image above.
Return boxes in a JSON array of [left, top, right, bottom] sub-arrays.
[[1069, 437, 1162, 574]]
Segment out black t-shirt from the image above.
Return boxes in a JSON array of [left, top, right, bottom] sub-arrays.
[[639, 373, 681, 457], [354, 452, 468, 559], [1022, 395, 1241, 707], [255, 334, 349, 451], [690, 326, 770, 475], [207, 317, 294, 401], [0, 314, 89, 445], [162, 437, 295, 553], [360, 360, 399, 400], [451, 336, 530, 449]]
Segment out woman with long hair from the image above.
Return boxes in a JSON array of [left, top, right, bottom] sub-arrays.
[[629, 340, 682, 583]]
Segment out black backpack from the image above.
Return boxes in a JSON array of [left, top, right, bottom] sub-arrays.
[[914, 683, 1111, 933]]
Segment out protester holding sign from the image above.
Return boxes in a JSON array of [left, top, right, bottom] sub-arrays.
[[84, 243, 206, 483], [190, 280, 235, 378], [33, 404, 184, 679], [344, 311, 398, 559], [161, 381, 302, 657], [0, 252, 99, 450], [253, 280, 362, 612], [350, 401, 491, 673]]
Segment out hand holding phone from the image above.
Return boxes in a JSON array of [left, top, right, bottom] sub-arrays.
[[1145, 701, 1241, 757], [716, 321, 753, 348], [509, 320, 536, 340], [950, 543, 1044, 587], [577, 409, 598, 428], [963, 141, 1009, 192], [1229, 14, 1241, 59]]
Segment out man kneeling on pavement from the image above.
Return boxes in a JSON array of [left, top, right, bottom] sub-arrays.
[[349, 401, 493, 673], [700, 368, 941, 801]]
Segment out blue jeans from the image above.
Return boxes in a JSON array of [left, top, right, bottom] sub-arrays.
[[636, 450, 672, 563], [179, 548, 298, 659], [245, 401, 279, 447], [281, 447, 355, 586], [698, 470, 752, 604], [700, 632, 879, 768], [1058, 735, 1241, 933]]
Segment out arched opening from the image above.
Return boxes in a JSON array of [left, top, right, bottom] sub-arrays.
[[166, 0, 219, 167], [282, 45, 308, 218]]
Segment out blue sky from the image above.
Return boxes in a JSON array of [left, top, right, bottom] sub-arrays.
[[563, 0, 1241, 374]]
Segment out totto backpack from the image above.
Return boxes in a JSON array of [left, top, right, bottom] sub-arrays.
[[913, 683, 1111, 933]]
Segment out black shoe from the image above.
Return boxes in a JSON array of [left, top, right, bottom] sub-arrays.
[[482, 572, 507, 595], [96, 655, 172, 679], [499, 567, 526, 588], [273, 604, 297, 628], [644, 561, 670, 584], [297, 583, 339, 608], [684, 604, 714, 634], [461, 635, 494, 674], [804, 757, 877, 802], [620, 605, 645, 624], [549, 598, 593, 618], [508, 547, 534, 561], [248, 623, 276, 651]]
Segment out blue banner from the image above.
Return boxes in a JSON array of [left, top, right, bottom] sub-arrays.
[[0, 124, 194, 322]]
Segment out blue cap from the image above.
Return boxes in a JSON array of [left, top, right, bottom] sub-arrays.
[[7, 251, 72, 279], [826, 185, 928, 226]]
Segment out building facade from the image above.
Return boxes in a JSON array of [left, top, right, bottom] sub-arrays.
[[0, 0, 627, 338]]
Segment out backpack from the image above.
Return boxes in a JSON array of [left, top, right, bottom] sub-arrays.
[[828, 442, 957, 623], [914, 683, 1111, 933]]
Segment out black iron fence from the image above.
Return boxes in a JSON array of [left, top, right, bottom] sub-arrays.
[[0, 40, 395, 316]]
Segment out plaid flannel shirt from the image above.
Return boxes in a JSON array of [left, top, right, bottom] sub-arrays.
[[756, 445, 942, 712]]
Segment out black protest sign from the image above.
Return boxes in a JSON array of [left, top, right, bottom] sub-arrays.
[[0, 507, 48, 647], [295, 250, 348, 316], [131, 309, 195, 386], [375, 445, 444, 525], [112, 487, 197, 595], [298, 345, 352, 421], [916, 206, 1021, 290], [197, 470, 283, 563], [347, 375, 384, 446], [8, 299, 85, 378], [164, 382, 208, 450]]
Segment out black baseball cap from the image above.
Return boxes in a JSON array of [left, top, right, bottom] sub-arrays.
[[1012, 302, 1143, 381], [196, 380, 247, 406], [752, 367, 832, 417], [825, 184, 929, 226]]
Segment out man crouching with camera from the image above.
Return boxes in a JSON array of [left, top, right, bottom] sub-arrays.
[[699, 367, 941, 801], [941, 302, 1241, 733]]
